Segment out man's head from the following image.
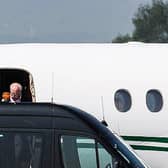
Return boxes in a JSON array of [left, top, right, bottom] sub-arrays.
[[10, 82, 22, 102]]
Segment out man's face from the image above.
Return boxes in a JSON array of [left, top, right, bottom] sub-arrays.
[[10, 86, 21, 101]]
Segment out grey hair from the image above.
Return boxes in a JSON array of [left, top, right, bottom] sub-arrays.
[[10, 82, 22, 91]]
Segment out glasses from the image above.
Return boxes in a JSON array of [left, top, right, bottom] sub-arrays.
[[10, 92, 21, 98]]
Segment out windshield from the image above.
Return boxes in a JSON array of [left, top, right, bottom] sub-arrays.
[[1, 0, 165, 43]]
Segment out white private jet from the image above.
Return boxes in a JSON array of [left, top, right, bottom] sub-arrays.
[[0, 43, 167, 168]]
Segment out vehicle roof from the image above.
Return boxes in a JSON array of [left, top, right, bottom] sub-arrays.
[[0, 102, 104, 131], [0, 103, 76, 117]]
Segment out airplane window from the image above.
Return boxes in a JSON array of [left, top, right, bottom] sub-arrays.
[[146, 89, 163, 112], [114, 89, 132, 112]]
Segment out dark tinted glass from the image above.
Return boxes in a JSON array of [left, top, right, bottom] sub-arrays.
[[0, 132, 43, 168], [146, 89, 163, 112], [60, 135, 127, 168], [114, 89, 132, 112], [61, 136, 97, 168]]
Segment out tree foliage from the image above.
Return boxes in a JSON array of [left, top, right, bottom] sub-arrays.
[[112, 0, 168, 43], [112, 34, 132, 43]]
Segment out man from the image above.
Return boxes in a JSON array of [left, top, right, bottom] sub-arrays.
[[10, 82, 22, 103], [1, 92, 10, 102]]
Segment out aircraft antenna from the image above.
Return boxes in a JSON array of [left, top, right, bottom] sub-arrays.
[[101, 96, 108, 126], [101, 96, 105, 120], [51, 72, 54, 103]]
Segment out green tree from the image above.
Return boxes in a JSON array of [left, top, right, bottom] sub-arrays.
[[112, 0, 168, 43], [112, 34, 132, 43]]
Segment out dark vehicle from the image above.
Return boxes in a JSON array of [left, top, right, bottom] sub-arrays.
[[0, 103, 148, 168]]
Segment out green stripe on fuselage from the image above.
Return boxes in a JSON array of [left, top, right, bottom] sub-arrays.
[[122, 136, 168, 152], [131, 145, 168, 152], [122, 136, 168, 143]]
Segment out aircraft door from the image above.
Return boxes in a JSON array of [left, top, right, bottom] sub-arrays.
[[0, 69, 35, 102]]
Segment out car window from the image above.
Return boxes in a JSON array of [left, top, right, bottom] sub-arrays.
[[60, 135, 129, 168], [0, 132, 43, 168]]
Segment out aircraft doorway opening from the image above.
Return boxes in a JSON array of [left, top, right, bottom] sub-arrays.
[[0, 69, 35, 102]]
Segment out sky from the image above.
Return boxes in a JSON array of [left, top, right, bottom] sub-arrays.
[[0, 0, 152, 43]]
